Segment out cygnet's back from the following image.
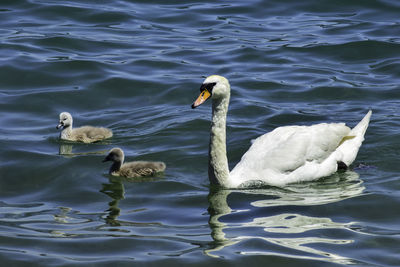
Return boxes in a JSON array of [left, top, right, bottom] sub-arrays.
[[70, 126, 113, 143], [57, 112, 112, 143], [119, 161, 166, 178], [103, 147, 166, 178]]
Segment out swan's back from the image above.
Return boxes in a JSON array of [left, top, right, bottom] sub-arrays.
[[118, 161, 166, 178], [230, 111, 371, 187], [239, 123, 350, 171]]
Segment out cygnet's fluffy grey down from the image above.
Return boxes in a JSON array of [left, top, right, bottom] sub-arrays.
[[56, 112, 113, 143], [103, 147, 166, 178]]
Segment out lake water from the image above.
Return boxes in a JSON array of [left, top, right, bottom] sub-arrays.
[[1, 0, 399, 266]]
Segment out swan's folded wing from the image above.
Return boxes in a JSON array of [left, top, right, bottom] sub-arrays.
[[230, 123, 351, 183]]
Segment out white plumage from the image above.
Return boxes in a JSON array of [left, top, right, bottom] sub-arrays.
[[192, 75, 371, 188]]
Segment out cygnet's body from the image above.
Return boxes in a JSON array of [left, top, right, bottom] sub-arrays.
[[103, 147, 166, 178], [56, 112, 113, 143]]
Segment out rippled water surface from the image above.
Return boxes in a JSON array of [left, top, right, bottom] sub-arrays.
[[1, 0, 399, 266]]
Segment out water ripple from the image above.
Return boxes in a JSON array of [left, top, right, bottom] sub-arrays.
[[1, 0, 399, 266]]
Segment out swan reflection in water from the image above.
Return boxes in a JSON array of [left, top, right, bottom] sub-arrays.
[[206, 171, 365, 264]]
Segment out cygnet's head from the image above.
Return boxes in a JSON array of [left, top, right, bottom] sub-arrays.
[[191, 75, 230, 108], [103, 147, 124, 163], [56, 112, 73, 129]]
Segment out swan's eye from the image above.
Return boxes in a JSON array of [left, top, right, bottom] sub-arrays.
[[200, 82, 216, 93]]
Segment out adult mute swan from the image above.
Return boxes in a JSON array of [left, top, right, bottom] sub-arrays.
[[56, 112, 113, 143], [191, 75, 371, 188], [103, 147, 166, 178]]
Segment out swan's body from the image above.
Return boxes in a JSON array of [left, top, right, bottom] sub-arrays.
[[56, 112, 112, 143], [192, 75, 371, 188], [103, 147, 166, 178]]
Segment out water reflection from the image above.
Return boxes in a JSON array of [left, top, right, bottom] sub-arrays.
[[100, 177, 125, 226], [99, 175, 161, 227], [250, 171, 365, 207], [58, 142, 109, 157], [59, 143, 73, 155], [206, 171, 365, 264]]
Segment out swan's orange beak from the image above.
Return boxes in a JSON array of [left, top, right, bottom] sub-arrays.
[[191, 89, 211, 109]]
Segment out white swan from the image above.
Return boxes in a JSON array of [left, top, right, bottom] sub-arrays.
[[56, 112, 113, 143], [191, 75, 372, 188]]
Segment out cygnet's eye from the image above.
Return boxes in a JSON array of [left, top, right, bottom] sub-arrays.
[[63, 118, 67, 121]]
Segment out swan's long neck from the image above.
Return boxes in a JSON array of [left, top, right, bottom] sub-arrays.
[[209, 95, 230, 187]]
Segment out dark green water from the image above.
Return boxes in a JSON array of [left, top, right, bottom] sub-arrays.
[[0, 0, 399, 266]]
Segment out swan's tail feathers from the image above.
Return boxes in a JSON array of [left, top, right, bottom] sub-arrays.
[[336, 110, 372, 166], [349, 109, 372, 137]]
